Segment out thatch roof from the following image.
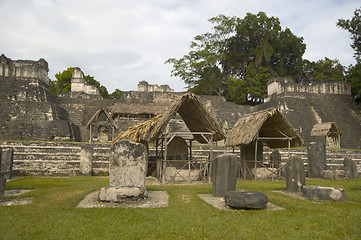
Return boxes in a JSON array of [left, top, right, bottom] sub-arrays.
[[111, 103, 167, 117], [311, 122, 342, 137], [86, 109, 117, 130], [225, 108, 303, 148], [113, 93, 226, 144]]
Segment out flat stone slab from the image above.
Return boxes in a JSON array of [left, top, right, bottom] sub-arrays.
[[303, 185, 345, 201], [0, 189, 33, 206], [198, 194, 284, 211], [77, 190, 168, 208]]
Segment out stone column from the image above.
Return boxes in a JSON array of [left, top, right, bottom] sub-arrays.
[[285, 155, 305, 192], [0, 172, 6, 201], [99, 139, 148, 202], [344, 157, 358, 179], [307, 142, 326, 178], [0, 148, 14, 179], [80, 146, 93, 176], [211, 153, 239, 197]]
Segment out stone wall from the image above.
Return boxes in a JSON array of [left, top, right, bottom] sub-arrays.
[[267, 77, 351, 99], [0, 140, 360, 177]]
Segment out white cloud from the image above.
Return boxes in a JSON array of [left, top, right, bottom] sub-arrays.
[[0, 0, 359, 92]]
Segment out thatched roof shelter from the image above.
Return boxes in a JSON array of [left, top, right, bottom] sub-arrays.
[[86, 109, 117, 130], [311, 122, 342, 137], [113, 92, 226, 144], [225, 108, 303, 148]]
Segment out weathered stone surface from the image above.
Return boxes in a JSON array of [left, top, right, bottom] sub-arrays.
[[80, 146, 93, 176], [0, 147, 14, 179], [303, 185, 345, 201], [307, 142, 326, 178], [224, 191, 268, 209], [323, 170, 345, 180], [285, 155, 305, 192], [99, 186, 147, 202], [344, 157, 358, 179], [270, 149, 281, 168], [0, 172, 6, 201], [99, 139, 148, 202], [211, 153, 239, 197]]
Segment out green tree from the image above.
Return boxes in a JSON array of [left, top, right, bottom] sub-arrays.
[[337, 7, 361, 60], [49, 67, 73, 95], [108, 89, 124, 100], [337, 7, 361, 103], [300, 58, 345, 83], [166, 12, 306, 104]]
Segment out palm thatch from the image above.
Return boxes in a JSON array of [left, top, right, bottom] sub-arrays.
[[311, 122, 342, 137], [225, 108, 303, 148], [112, 114, 163, 143], [86, 109, 117, 130], [113, 92, 226, 144]]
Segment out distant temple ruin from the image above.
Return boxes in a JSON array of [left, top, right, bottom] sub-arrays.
[[137, 80, 174, 93], [70, 67, 100, 96], [267, 77, 351, 100]]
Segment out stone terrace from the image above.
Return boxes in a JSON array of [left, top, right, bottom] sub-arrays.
[[1, 140, 360, 177]]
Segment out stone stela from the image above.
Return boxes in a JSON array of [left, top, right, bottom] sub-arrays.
[[99, 139, 148, 202]]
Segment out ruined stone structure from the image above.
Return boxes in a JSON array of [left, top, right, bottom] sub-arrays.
[[0, 55, 79, 141], [267, 77, 351, 99], [0, 55, 361, 177], [70, 67, 100, 96], [137, 80, 174, 93]]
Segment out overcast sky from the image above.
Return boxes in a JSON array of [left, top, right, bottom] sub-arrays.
[[1, 0, 360, 92]]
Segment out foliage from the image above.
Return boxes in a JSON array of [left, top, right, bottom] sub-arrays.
[[0, 177, 360, 239], [346, 62, 361, 103], [300, 58, 345, 84], [166, 12, 306, 104], [108, 88, 124, 100], [337, 7, 361, 61], [49, 67, 73, 95]]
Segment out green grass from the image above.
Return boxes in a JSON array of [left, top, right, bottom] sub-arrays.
[[1, 177, 360, 239]]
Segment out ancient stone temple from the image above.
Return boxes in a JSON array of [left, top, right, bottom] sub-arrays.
[[0, 54, 79, 141]]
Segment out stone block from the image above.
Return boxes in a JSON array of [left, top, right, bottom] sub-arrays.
[[344, 157, 358, 179], [323, 170, 345, 180], [0, 147, 14, 179], [224, 191, 268, 209], [307, 142, 326, 178], [211, 153, 239, 197], [0, 172, 6, 201], [285, 155, 305, 192], [99, 139, 148, 202], [80, 146, 93, 176], [303, 185, 345, 201]]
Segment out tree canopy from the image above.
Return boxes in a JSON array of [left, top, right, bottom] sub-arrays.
[[166, 11, 360, 104], [337, 7, 361, 103], [166, 12, 307, 104]]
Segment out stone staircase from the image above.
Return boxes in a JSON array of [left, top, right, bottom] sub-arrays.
[[0, 141, 110, 176]]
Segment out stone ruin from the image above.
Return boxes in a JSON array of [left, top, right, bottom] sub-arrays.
[[0, 146, 14, 202], [137, 80, 174, 93], [99, 139, 148, 202]]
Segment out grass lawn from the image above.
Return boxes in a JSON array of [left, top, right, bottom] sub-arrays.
[[0, 177, 360, 239]]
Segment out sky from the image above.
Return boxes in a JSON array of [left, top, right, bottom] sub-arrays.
[[0, 0, 360, 93]]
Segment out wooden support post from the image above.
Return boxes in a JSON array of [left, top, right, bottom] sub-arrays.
[[89, 125, 91, 143], [208, 135, 213, 183], [162, 132, 168, 184], [254, 139, 258, 181]]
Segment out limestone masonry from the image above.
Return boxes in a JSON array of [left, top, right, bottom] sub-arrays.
[[0, 55, 361, 177]]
